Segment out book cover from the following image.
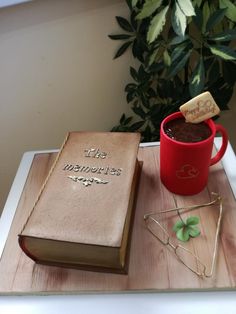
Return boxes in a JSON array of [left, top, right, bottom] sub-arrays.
[[18, 132, 141, 273]]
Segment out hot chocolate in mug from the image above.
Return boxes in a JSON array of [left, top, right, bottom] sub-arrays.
[[160, 112, 228, 195]]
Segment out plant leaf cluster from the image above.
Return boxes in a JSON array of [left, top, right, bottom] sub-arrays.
[[173, 215, 200, 242], [109, 0, 236, 142]]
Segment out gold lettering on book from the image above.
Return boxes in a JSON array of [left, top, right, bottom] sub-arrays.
[[63, 147, 123, 186], [68, 176, 109, 187], [63, 164, 122, 176], [84, 148, 108, 159]]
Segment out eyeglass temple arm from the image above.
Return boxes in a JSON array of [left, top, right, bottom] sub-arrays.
[[204, 199, 223, 277], [144, 193, 221, 218]]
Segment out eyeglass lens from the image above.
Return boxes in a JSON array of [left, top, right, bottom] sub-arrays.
[[175, 245, 206, 276], [146, 217, 169, 245]]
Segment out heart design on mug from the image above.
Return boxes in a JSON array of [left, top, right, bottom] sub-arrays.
[[176, 164, 199, 179]]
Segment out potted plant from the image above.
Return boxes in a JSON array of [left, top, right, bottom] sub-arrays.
[[109, 0, 236, 142]]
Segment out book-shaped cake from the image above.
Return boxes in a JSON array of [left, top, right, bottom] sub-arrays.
[[18, 132, 141, 273]]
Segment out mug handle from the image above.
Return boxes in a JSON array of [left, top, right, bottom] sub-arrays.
[[210, 124, 228, 166]]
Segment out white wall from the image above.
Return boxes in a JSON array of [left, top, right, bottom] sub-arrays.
[[0, 0, 135, 212]]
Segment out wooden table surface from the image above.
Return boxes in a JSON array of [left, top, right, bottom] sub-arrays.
[[0, 145, 236, 295]]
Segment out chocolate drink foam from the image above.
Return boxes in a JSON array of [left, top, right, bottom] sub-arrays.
[[164, 118, 212, 143]]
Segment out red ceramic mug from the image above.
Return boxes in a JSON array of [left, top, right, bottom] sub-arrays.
[[160, 112, 228, 195]]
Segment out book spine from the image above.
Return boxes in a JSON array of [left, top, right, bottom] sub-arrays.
[[19, 132, 70, 235]]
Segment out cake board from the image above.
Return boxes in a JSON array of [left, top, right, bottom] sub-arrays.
[[0, 144, 236, 295]]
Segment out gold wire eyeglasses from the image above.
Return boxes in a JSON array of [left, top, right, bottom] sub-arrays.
[[143, 193, 223, 277]]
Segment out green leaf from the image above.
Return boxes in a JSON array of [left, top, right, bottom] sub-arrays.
[[171, 41, 189, 63], [136, 0, 163, 20], [167, 50, 191, 77], [131, 10, 138, 29], [189, 57, 205, 97], [125, 0, 132, 10], [138, 65, 150, 81], [116, 16, 133, 32], [208, 61, 220, 84], [209, 29, 236, 42], [205, 8, 226, 33], [148, 48, 160, 66], [126, 91, 136, 103], [132, 39, 145, 61], [147, 87, 156, 98], [120, 113, 126, 124], [142, 124, 152, 141], [169, 35, 189, 46], [147, 5, 169, 43], [132, 0, 138, 7], [108, 34, 133, 40], [177, 0, 195, 17], [186, 216, 200, 226], [163, 49, 171, 66], [173, 220, 185, 232], [132, 105, 146, 119], [141, 94, 150, 109], [129, 120, 145, 131], [124, 116, 133, 125], [208, 44, 236, 60], [149, 61, 165, 73], [219, 0, 236, 22], [188, 226, 201, 238], [202, 2, 210, 33], [192, 0, 203, 7], [172, 2, 187, 37], [223, 61, 236, 84], [176, 228, 190, 242], [229, 20, 235, 29], [192, 6, 203, 31], [125, 83, 137, 92], [114, 41, 132, 59], [208, 77, 233, 110], [210, 8, 224, 34], [130, 66, 139, 81]]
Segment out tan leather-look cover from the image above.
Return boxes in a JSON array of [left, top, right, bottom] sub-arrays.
[[19, 132, 141, 273]]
